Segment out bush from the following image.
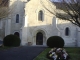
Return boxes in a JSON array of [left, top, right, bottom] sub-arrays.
[[47, 36, 65, 48], [3, 34, 21, 47]]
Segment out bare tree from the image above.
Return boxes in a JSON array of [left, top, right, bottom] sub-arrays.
[[0, 0, 9, 19], [41, 0, 80, 27]]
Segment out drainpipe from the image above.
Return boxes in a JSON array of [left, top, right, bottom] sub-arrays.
[[56, 18, 60, 36]]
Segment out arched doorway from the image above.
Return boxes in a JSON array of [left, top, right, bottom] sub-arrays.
[[36, 32, 43, 45], [14, 32, 19, 37]]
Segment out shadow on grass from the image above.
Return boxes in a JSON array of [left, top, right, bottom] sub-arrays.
[[34, 47, 80, 60]]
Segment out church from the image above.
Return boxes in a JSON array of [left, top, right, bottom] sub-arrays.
[[0, 0, 80, 47]]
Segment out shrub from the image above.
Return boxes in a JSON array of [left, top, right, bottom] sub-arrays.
[[47, 36, 65, 48], [3, 34, 21, 47]]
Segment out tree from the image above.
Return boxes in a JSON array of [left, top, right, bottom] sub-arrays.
[[0, 0, 9, 19], [41, 0, 80, 27]]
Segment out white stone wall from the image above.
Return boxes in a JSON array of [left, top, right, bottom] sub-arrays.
[[76, 27, 80, 47], [0, 19, 5, 41], [5, 18, 11, 36], [9, 0, 25, 35], [22, 0, 57, 46], [57, 19, 77, 47]]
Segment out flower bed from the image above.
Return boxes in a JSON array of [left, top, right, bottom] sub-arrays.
[[47, 48, 70, 60]]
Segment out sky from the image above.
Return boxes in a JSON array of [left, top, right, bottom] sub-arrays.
[[51, 0, 79, 2], [50, 0, 62, 2]]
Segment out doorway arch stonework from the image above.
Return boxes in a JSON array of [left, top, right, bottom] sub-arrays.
[[14, 32, 20, 37], [33, 29, 47, 46]]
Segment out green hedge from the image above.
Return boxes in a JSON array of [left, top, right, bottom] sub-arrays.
[[3, 34, 21, 47], [47, 36, 65, 48]]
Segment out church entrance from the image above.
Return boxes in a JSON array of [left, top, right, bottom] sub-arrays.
[[14, 32, 19, 37], [36, 32, 43, 45]]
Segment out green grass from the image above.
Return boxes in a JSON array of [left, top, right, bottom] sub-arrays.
[[0, 46, 11, 50], [34, 47, 80, 60]]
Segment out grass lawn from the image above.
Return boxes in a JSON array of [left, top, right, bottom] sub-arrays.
[[34, 47, 80, 60], [0, 46, 11, 50]]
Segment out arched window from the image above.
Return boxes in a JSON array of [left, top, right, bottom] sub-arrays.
[[38, 10, 44, 21], [65, 27, 70, 36], [16, 14, 19, 23]]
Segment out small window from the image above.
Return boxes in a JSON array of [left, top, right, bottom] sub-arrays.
[[65, 27, 70, 36], [38, 10, 44, 21], [16, 14, 19, 23]]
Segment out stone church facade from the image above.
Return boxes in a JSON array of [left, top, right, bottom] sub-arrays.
[[0, 0, 80, 47]]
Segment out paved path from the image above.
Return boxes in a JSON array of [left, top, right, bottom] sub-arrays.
[[0, 46, 46, 60], [0, 41, 2, 46]]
